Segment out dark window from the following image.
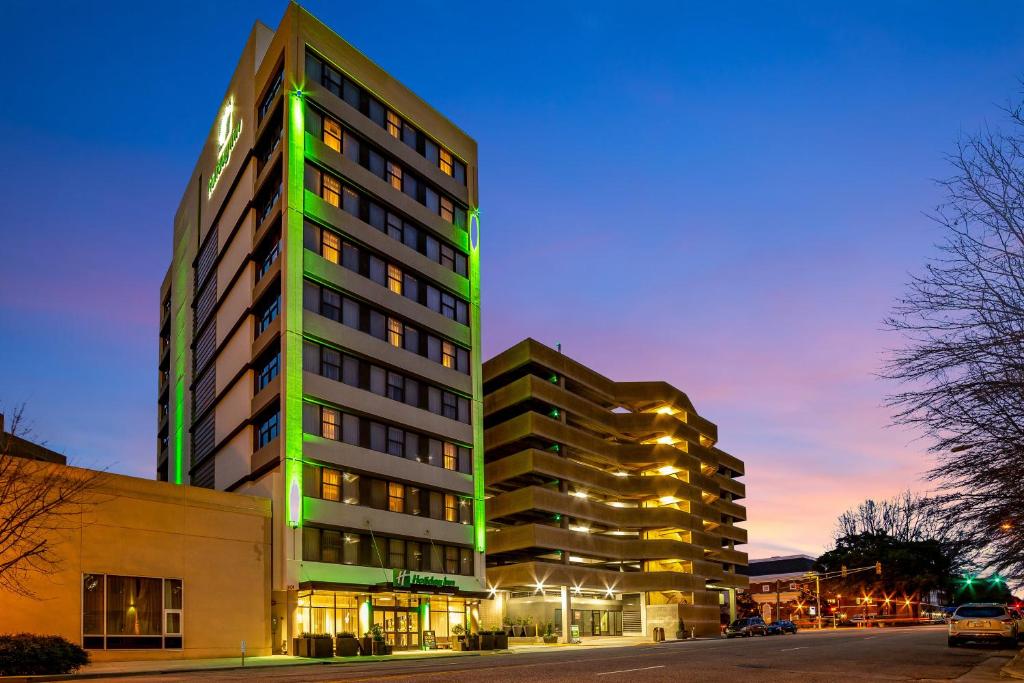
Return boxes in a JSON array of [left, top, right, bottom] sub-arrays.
[[442, 392, 458, 420], [386, 372, 404, 402], [256, 294, 280, 336], [256, 351, 279, 391], [257, 410, 279, 448], [386, 427, 404, 457]]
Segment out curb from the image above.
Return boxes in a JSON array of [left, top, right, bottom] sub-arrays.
[[1003, 650, 1024, 680], [0, 652, 481, 683]]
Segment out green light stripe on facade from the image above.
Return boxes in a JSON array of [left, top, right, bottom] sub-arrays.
[[284, 89, 306, 527], [172, 232, 191, 485], [469, 209, 485, 553]]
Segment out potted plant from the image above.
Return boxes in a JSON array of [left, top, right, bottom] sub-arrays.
[[675, 619, 688, 641], [502, 618, 513, 636], [451, 623, 468, 650], [542, 622, 558, 644], [369, 624, 391, 656], [512, 617, 524, 637], [479, 628, 494, 650], [526, 616, 536, 639], [493, 624, 509, 649], [335, 631, 359, 656]]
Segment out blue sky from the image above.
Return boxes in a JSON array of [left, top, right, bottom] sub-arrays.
[[2, 0, 1023, 558]]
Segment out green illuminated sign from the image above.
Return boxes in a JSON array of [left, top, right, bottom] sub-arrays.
[[392, 569, 456, 589], [207, 97, 243, 198]]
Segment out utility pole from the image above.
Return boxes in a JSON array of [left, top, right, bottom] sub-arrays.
[[815, 574, 821, 630], [775, 579, 781, 623]]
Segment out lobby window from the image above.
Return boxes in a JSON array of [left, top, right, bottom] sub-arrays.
[[323, 118, 342, 152], [442, 341, 456, 369], [388, 482, 405, 513], [322, 467, 341, 501], [82, 574, 183, 650], [321, 230, 340, 264], [386, 161, 402, 191], [386, 110, 401, 138], [256, 351, 279, 392], [439, 148, 454, 176], [387, 318, 404, 348], [321, 407, 340, 441], [257, 410, 279, 448], [444, 494, 457, 522], [443, 442, 457, 470], [387, 264, 403, 294], [322, 174, 341, 207]]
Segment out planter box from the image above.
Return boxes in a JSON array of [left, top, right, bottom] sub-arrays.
[[479, 633, 495, 650], [493, 632, 509, 649], [292, 638, 309, 658], [311, 638, 333, 658], [542, 635, 558, 644], [371, 640, 392, 656], [335, 636, 359, 657], [359, 637, 372, 655]]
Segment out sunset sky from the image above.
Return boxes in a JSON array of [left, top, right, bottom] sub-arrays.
[[2, 0, 1024, 560]]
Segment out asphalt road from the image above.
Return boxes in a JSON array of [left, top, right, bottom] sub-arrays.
[[96, 626, 1019, 682]]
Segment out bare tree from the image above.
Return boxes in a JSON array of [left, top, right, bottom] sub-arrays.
[[884, 95, 1024, 581], [0, 405, 100, 597], [834, 491, 953, 545]]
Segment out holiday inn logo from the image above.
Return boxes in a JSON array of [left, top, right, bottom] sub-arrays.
[[392, 569, 457, 589], [207, 96, 243, 198]]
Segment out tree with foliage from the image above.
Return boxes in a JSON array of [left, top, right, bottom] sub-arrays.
[[884, 95, 1024, 581], [0, 405, 99, 597]]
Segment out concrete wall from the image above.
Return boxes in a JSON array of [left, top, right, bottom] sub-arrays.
[[0, 466, 272, 661]]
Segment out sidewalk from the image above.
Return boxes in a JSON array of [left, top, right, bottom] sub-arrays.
[[1003, 648, 1024, 680], [0, 635, 677, 682]]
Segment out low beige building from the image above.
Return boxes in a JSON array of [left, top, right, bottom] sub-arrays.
[[0, 464, 272, 661]]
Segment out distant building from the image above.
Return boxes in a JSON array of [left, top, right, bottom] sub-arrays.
[[481, 339, 748, 639], [0, 413, 66, 464], [741, 555, 816, 622]]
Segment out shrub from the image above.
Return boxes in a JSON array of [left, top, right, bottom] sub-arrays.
[[0, 633, 89, 676]]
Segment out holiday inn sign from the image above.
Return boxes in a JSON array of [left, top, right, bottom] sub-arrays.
[[391, 569, 457, 591]]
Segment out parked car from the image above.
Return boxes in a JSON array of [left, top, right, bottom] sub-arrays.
[[765, 622, 785, 636], [948, 603, 1018, 647], [725, 617, 767, 638], [772, 620, 798, 634], [1009, 607, 1024, 641]]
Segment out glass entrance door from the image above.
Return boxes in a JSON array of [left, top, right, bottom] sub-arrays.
[[374, 607, 420, 649]]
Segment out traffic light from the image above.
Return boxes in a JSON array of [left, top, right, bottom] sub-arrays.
[[841, 565, 847, 578], [875, 562, 882, 576]]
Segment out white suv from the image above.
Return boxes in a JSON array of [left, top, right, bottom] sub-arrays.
[[948, 603, 1017, 647]]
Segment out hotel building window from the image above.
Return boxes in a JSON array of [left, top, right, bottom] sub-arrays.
[[388, 482, 405, 513], [322, 468, 341, 501], [439, 148, 454, 176], [257, 410, 279, 448], [444, 494, 457, 522], [386, 161, 402, 191], [387, 318, 404, 348], [386, 110, 401, 138], [256, 294, 279, 336], [321, 230, 340, 264], [387, 264, 403, 294], [386, 427, 404, 457], [442, 341, 456, 369], [256, 351, 279, 391], [82, 574, 183, 650], [323, 118, 342, 152], [443, 442, 457, 470], [321, 174, 341, 207], [321, 407, 340, 441]]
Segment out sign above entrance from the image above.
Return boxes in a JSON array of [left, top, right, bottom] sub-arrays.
[[388, 569, 457, 592]]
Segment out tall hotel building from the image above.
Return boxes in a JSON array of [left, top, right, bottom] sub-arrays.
[[157, 4, 485, 652], [483, 340, 748, 638]]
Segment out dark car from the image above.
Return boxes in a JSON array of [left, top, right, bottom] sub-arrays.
[[766, 620, 798, 635], [725, 617, 768, 638]]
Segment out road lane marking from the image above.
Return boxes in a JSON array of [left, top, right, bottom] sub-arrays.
[[780, 646, 806, 651], [597, 665, 666, 676]]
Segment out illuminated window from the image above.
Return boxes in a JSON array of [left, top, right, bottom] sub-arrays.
[[387, 162, 402, 191], [386, 110, 401, 138], [439, 148, 454, 176], [322, 174, 341, 207], [443, 442, 457, 470], [387, 264, 403, 294], [441, 341, 456, 369], [387, 318, 404, 348], [444, 494, 458, 522], [323, 118, 342, 152], [440, 196, 454, 223], [322, 468, 341, 501], [321, 407, 340, 441], [388, 482, 405, 513], [321, 231, 340, 264]]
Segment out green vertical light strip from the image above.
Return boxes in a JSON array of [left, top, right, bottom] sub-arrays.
[[171, 235, 191, 485], [284, 89, 306, 527], [469, 209, 485, 553]]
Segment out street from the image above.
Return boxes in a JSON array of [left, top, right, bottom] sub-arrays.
[[95, 626, 1019, 682]]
